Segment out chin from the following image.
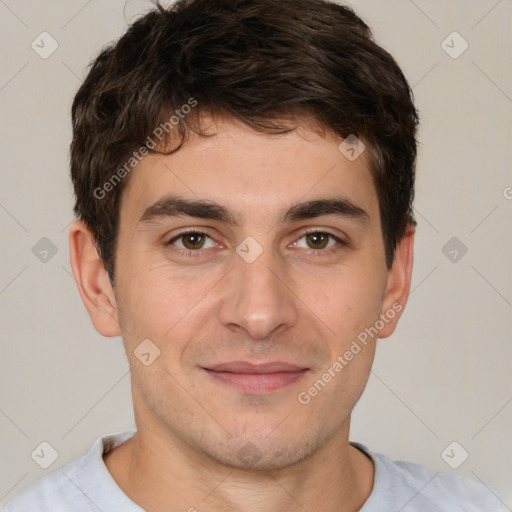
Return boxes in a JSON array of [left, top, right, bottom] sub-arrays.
[[201, 433, 323, 472]]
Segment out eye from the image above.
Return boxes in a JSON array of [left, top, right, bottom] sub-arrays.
[[294, 231, 344, 251], [165, 229, 345, 256], [167, 231, 216, 251]]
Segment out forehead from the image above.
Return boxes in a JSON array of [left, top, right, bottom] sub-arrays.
[[120, 118, 378, 227]]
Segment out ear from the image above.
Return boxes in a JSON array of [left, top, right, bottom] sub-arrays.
[[69, 220, 121, 337], [378, 225, 415, 339]]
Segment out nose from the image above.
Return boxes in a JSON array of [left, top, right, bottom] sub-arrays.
[[218, 247, 299, 340]]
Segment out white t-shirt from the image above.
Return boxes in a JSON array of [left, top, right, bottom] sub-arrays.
[[3, 429, 504, 511]]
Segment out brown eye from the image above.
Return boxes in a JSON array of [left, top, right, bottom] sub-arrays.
[[294, 231, 344, 253], [305, 232, 330, 249], [182, 233, 206, 250], [168, 231, 215, 251]]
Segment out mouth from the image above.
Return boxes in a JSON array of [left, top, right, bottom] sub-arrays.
[[201, 361, 310, 393]]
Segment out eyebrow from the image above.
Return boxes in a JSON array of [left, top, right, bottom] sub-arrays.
[[138, 195, 370, 226]]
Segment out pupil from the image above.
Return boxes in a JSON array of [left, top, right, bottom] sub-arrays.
[[185, 233, 204, 249], [307, 232, 328, 249]]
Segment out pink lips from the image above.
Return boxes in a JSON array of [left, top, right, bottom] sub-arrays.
[[203, 361, 309, 393]]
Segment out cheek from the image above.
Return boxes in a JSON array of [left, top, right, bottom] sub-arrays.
[[115, 259, 220, 348], [305, 266, 384, 345]]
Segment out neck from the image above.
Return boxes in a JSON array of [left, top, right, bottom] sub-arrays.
[[104, 421, 374, 512]]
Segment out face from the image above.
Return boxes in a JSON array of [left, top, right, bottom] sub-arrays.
[[106, 117, 404, 470]]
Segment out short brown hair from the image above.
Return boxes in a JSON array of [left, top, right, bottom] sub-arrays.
[[70, 0, 419, 284]]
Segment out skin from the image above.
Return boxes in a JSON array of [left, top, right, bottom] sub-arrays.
[[69, 115, 414, 512]]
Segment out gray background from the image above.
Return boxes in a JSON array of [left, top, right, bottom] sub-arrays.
[[1, 0, 511, 507]]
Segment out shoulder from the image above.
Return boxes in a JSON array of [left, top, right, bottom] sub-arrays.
[[389, 457, 502, 511], [353, 443, 504, 512], [3, 430, 138, 512], [3, 458, 94, 512]]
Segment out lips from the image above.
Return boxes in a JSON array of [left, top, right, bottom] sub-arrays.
[[202, 361, 309, 393], [207, 361, 307, 373]]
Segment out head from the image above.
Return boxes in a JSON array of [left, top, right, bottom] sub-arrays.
[[69, 0, 418, 470]]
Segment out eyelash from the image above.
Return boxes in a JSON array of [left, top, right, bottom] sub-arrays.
[[166, 228, 346, 258]]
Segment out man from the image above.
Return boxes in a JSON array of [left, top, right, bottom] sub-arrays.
[[4, 0, 503, 510]]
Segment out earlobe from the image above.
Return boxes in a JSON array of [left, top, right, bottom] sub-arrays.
[[378, 225, 415, 339], [69, 220, 121, 338]]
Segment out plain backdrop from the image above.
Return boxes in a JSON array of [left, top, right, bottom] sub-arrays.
[[1, 0, 511, 507]]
